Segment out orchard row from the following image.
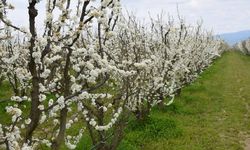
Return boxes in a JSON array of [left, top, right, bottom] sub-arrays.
[[0, 0, 223, 150]]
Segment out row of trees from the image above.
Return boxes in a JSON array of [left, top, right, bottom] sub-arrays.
[[235, 38, 250, 55], [0, 0, 223, 150]]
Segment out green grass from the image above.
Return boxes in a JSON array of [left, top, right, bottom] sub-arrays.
[[1, 51, 250, 150], [118, 51, 250, 150], [0, 81, 13, 124]]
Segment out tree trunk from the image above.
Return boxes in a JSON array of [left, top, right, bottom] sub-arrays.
[[52, 48, 72, 149], [157, 92, 165, 110], [134, 107, 149, 121], [51, 107, 68, 150], [109, 120, 126, 150], [25, 77, 41, 143], [175, 88, 182, 96], [25, 1, 41, 144], [0, 75, 4, 87]]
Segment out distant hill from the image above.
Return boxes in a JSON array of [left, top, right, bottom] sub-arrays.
[[218, 30, 250, 46]]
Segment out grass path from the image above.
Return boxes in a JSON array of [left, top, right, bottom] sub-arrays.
[[118, 52, 250, 150]]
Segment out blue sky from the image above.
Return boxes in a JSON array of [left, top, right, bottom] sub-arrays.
[[6, 0, 250, 34]]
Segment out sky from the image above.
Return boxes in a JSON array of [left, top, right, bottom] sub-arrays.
[[121, 0, 250, 34], [5, 0, 250, 34]]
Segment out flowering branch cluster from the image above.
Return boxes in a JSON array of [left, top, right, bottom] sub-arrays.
[[235, 39, 250, 55], [108, 14, 222, 120]]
